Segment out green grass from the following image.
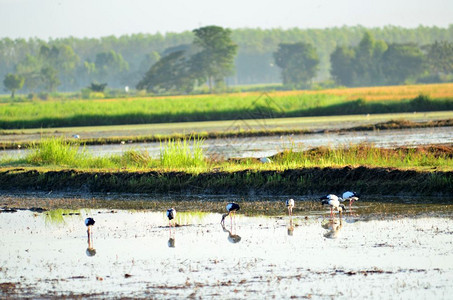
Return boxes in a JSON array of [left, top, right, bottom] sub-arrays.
[[160, 136, 206, 169], [1, 138, 452, 196], [270, 145, 453, 170], [2, 137, 451, 172], [1, 89, 453, 130], [26, 137, 86, 167], [17, 136, 207, 171]]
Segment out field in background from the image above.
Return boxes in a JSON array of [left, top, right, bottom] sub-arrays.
[[1, 83, 453, 130]]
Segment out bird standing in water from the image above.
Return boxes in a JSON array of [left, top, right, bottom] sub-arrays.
[[85, 217, 96, 256], [342, 191, 360, 209], [221, 203, 240, 225], [320, 194, 345, 218], [286, 199, 295, 216], [166, 208, 176, 228], [85, 217, 95, 235]]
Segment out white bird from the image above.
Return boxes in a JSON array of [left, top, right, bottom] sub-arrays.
[[259, 157, 272, 163], [286, 198, 295, 216], [72, 134, 80, 139], [320, 194, 345, 218], [341, 191, 360, 209], [221, 202, 240, 225], [166, 208, 176, 228]]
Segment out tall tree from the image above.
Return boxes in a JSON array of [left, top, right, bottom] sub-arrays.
[[330, 46, 356, 86], [192, 26, 238, 92], [94, 50, 129, 85], [273, 42, 319, 88], [381, 43, 426, 84], [3, 73, 25, 98], [426, 41, 453, 75], [353, 32, 388, 86], [136, 50, 195, 93], [15, 54, 42, 92], [40, 66, 60, 92]]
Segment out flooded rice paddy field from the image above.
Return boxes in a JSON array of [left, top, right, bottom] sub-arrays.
[[1, 126, 453, 160], [1, 194, 453, 299]]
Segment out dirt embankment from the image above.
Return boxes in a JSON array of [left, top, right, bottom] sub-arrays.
[[0, 166, 451, 197]]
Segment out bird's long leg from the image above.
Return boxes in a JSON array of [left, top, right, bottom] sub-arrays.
[[349, 201, 353, 216], [330, 208, 333, 218]]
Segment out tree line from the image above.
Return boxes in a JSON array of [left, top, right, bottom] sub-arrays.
[[1, 25, 453, 96]]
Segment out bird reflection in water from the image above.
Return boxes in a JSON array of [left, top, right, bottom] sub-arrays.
[[287, 217, 295, 236], [286, 199, 295, 236], [221, 223, 241, 243], [85, 217, 96, 257], [322, 218, 343, 239], [166, 208, 176, 248]]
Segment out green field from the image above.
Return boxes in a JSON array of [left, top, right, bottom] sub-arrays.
[[1, 111, 452, 148], [1, 83, 453, 130]]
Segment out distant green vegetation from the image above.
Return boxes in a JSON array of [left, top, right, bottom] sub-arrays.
[[1, 25, 452, 93], [1, 90, 453, 129]]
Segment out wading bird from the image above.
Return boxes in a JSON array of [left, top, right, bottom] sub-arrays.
[[221, 202, 240, 225], [320, 194, 345, 218], [85, 217, 95, 235], [286, 198, 295, 216], [342, 191, 360, 209], [85, 217, 96, 256], [166, 208, 176, 228], [259, 157, 272, 164]]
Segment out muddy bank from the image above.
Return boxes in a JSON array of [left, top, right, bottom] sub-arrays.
[[1, 166, 452, 197]]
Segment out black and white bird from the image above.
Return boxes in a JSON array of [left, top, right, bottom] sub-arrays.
[[85, 217, 95, 234], [221, 202, 240, 225], [320, 194, 345, 218], [341, 191, 360, 209], [286, 199, 295, 216], [166, 208, 176, 228]]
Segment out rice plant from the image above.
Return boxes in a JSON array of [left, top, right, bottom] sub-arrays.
[[26, 137, 87, 167], [159, 136, 206, 169]]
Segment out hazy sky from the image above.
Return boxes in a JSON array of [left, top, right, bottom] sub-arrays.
[[1, 0, 452, 39]]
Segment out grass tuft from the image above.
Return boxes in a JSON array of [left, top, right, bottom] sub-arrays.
[[160, 136, 206, 169], [26, 137, 86, 167]]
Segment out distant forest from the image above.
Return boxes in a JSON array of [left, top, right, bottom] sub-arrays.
[[1, 25, 452, 93]]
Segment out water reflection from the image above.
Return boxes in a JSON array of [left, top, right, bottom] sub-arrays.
[[287, 217, 294, 236], [168, 237, 175, 248], [221, 223, 241, 243], [322, 219, 343, 239], [86, 234, 96, 257], [168, 225, 176, 248]]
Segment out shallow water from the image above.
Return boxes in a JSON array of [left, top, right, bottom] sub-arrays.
[[1, 197, 453, 299], [1, 126, 452, 160]]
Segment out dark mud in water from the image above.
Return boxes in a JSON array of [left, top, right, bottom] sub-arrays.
[[1, 165, 452, 197]]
